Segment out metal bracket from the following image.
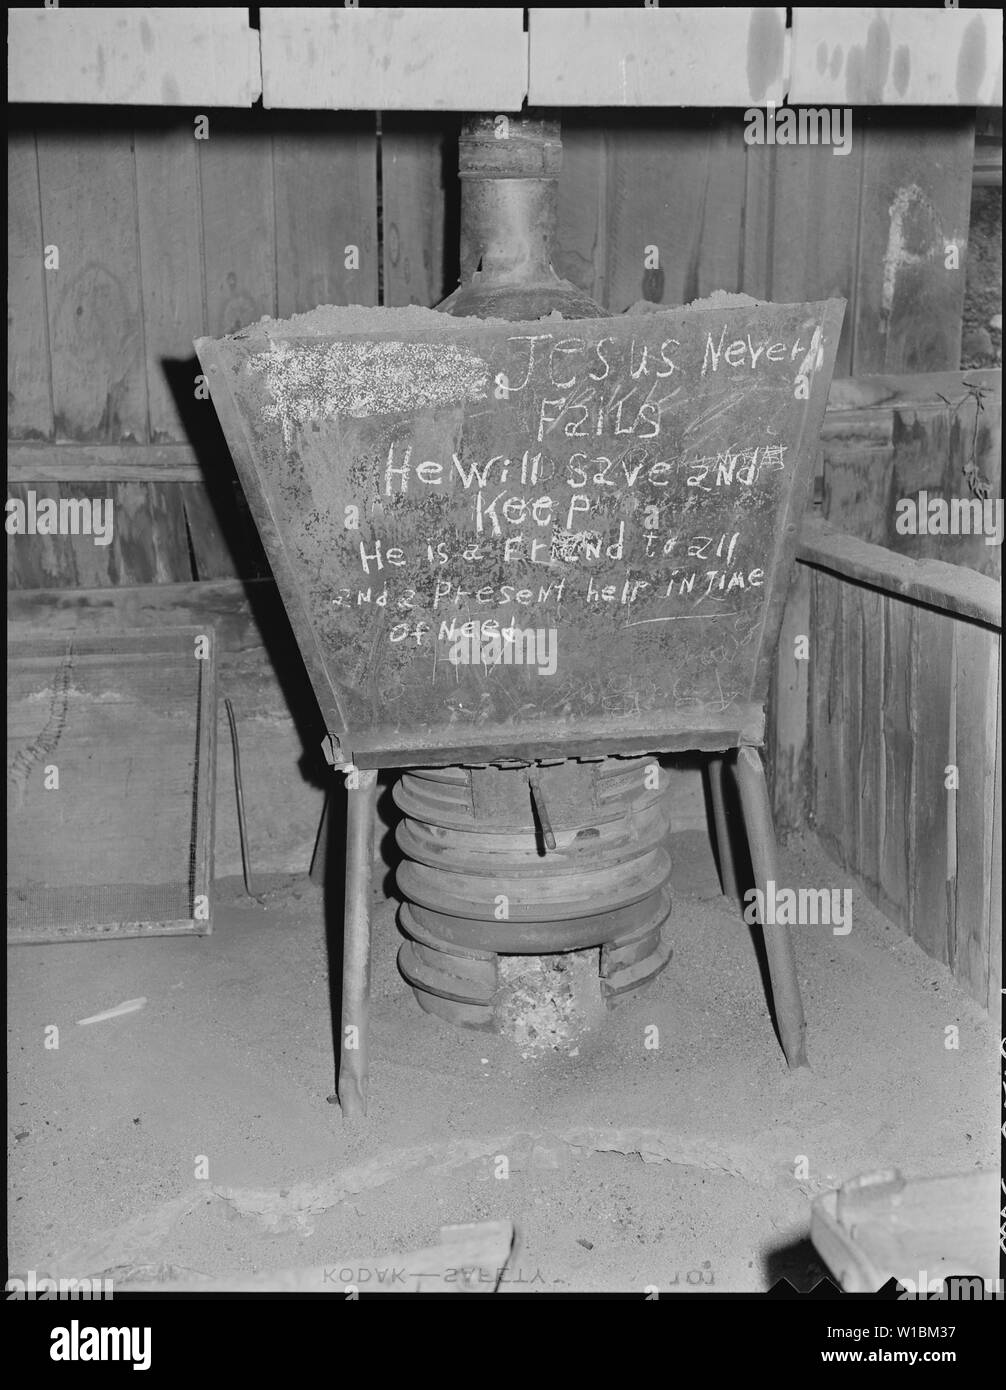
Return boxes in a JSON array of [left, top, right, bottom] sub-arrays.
[[321, 732, 345, 768]]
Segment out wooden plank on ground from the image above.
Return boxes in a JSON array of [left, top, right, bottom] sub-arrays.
[[8, 7, 261, 106], [381, 116, 451, 309], [261, 8, 526, 111], [949, 622, 999, 1007], [273, 114, 378, 315], [134, 119, 206, 442], [199, 116, 277, 338], [37, 128, 148, 443], [908, 606, 955, 965], [852, 112, 974, 375], [8, 132, 53, 440], [789, 7, 1003, 106], [812, 1170, 999, 1294], [528, 7, 787, 106]]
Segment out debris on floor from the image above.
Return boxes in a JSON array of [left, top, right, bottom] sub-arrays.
[[76, 997, 147, 1026], [8, 835, 997, 1294], [496, 951, 605, 1057]]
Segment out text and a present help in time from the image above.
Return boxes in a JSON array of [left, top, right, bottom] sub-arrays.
[[215, 301, 842, 741]]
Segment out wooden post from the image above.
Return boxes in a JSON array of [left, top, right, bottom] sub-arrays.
[[338, 768, 378, 1117], [707, 752, 739, 904], [735, 742, 809, 1069]]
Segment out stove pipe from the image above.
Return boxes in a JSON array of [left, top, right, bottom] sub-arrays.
[[436, 113, 609, 322], [392, 115, 674, 1030]]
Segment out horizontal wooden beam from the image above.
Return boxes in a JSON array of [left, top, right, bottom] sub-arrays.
[[797, 517, 1001, 630], [8, 443, 205, 483], [8, 7, 261, 106], [789, 7, 1003, 106], [825, 369, 1001, 415], [10, 6, 1003, 113], [820, 369, 1002, 453], [5, 576, 279, 651], [974, 141, 1003, 187], [260, 7, 527, 111], [528, 7, 787, 107]]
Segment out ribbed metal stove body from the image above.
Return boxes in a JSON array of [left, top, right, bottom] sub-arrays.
[[395, 757, 673, 1027]]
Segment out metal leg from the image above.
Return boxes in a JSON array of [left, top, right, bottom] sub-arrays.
[[338, 768, 378, 1117], [707, 752, 739, 904], [735, 743, 809, 1069]]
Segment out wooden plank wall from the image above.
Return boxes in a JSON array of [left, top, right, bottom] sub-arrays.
[[8, 105, 977, 587], [822, 370, 1002, 579], [7, 107, 379, 878], [556, 112, 748, 312], [7, 107, 378, 590], [808, 569, 1000, 1010], [770, 368, 1002, 842], [769, 514, 1002, 1009]]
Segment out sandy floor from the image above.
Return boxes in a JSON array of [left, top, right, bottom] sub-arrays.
[[7, 829, 998, 1293]]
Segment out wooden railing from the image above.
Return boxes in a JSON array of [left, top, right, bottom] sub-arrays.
[[770, 518, 1001, 1010]]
